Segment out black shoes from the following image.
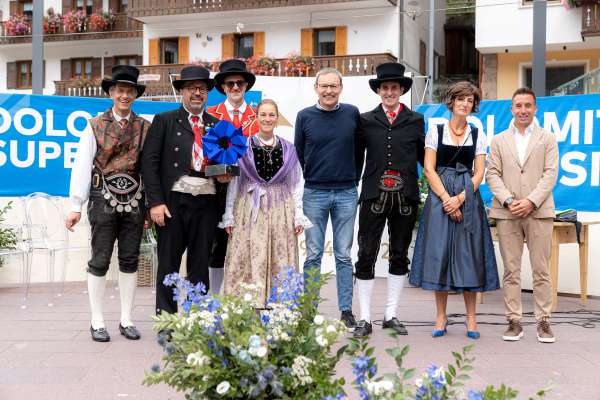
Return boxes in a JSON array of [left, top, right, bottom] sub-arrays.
[[119, 324, 141, 340], [90, 326, 110, 342], [353, 320, 373, 338], [382, 317, 408, 335], [340, 310, 357, 332]]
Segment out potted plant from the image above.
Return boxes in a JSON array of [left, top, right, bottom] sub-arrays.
[[282, 52, 314, 76], [0, 202, 18, 268], [62, 10, 87, 33], [247, 55, 278, 76], [5, 14, 31, 36], [43, 7, 61, 34], [88, 10, 115, 32]]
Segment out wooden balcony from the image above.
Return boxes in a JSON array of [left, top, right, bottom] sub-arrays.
[[581, 2, 600, 38], [0, 13, 142, 45], [54, 53, 397, 101], [128, 0, 397, 18]]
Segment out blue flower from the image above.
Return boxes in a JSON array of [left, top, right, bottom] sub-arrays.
[[248, 335, 261, 349], [261, 314, 270, 325], [150, 363, 161, 373], [164, 343, 175, 355], [468, 390, 484, 400], [202, 120, 247, 165], [237, 350, 250, 363]]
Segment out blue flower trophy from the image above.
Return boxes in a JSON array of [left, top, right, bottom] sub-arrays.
[[202, 120, 248, 177]]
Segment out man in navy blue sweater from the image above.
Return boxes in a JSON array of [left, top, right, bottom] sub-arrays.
[[294, 68, 361, 331]]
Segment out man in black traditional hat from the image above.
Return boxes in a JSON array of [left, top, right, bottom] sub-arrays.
[[65, 65, 150, 342], [205, 59, 258, 294], [353, 62, 425, 337], [141, 65, 231, 318]]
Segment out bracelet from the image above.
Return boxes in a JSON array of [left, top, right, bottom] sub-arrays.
[[439, 190, 447, 198]]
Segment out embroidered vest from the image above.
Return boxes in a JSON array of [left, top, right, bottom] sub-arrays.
[[90, 109, 149, 176]]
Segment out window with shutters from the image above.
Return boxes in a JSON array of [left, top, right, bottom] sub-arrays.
[[22, 1, 33, 19], [234, 34, 254, 59], [116, 55, 138, 66], [160, 38, 179, 64], [74, 0, 94, 15], [17, 61, 32, 88], [314, 28, 335, 56], [72, 58, 93, 79]]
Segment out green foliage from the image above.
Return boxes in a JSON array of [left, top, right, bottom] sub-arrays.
[[0, 202, 18, 267]]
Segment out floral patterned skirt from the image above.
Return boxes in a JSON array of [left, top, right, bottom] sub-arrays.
[[223, 193, 299, 307]]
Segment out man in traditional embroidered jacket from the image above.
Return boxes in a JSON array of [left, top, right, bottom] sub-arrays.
[[65, 65, 150, 342], [205, 59, 258, 294]]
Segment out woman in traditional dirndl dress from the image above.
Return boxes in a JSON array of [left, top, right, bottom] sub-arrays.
[[409, 82, 499, 339], [219, 99, 312, 307]]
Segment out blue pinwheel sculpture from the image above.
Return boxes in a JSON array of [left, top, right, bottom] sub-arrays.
[[202, 120, 248, 176]]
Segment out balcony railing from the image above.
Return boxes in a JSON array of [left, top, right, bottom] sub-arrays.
[[550, 66, 600, 96], [581, 2, 600, 37], [0, 13, 142, 45], [54, 53, 397, 101], [128, 0, 397, 18]]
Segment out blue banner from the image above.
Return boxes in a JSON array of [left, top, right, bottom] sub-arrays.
[[0, 92, 261, 197], [416, 93, 600, 212]]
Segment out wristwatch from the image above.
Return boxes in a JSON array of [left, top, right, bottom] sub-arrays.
[[504, 197, 514, 208]]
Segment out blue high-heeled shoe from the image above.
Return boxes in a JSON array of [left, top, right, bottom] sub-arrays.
[[465, 323, 480, 339], [431, 320, 448, 338]]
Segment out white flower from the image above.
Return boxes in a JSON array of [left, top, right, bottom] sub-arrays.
[[243, 293, 253, 302], [380, 380, 394, 392], [255, 346, 267, 357], [326, 324, 337, 333], [186, 351, 210, 367], [315, 335, 328, 347], [221, 312, 229, 320], [313, 315, 324, 325], [315, 328, 323, 336], [216, 381, 230, 394], [415, 378, 423, 387]]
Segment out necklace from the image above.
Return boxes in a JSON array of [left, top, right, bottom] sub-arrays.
[[449, 121, 467, 137], [257, 134, 276, 147], [256, 135, 277, 165]]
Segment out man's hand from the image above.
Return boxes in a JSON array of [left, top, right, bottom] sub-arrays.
[[510, 198, 535, 218], [216, 174, 233, 183], [65, 212, 81, 232], [150, 204, 172, 227], [295, 225, 304, 236]]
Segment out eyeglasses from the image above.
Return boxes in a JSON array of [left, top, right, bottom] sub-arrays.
[[224, 80, 247, 89], [317, 83, 341, 90], [183, 85, 208, 93]]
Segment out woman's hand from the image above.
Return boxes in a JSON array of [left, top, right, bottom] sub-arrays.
[[443, 195, 463, 214], [225, 226, 233, 235], [294, 225, 304, 236], [448, 209, 463, 223]]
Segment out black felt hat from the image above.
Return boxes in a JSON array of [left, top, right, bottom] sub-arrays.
[[172, 65, 216, 91], [101, 65, 146, 98], [368, 62, 413, 94], [214, 59, 256, 94]]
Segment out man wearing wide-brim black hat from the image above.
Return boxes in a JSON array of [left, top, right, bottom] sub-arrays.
[[353, 62, 425, 338], [65, 64, 150, 342], [141, 65, 230, 326], [205, 59, 259, 295]]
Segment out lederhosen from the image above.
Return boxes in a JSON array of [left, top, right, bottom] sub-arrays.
[[86, 110, 150, 277]]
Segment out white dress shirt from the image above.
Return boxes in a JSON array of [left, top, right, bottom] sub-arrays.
[[224, 99, 247, 121], [69, 109, 130, 213], [425, 122, 487, 155], [511, 122, 534, 165]]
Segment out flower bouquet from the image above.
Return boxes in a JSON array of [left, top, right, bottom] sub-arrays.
[[144, 268, 349, 399], [62, 10, 86, 33]]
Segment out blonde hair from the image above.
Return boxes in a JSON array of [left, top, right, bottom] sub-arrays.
[[256, 99, 279, 116]]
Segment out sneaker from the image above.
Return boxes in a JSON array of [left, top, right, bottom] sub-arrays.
[[340, 310, 357, 332], [502, 320, 524, 341], [382, 317, 408, 335], [537, 317, 555, 343], [353, 320, 373, 338]]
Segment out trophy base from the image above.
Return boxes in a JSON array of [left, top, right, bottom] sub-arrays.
[[205, 164, 240, 177]]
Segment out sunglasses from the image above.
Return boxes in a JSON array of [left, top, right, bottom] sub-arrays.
[[224, 80, 248, 89]]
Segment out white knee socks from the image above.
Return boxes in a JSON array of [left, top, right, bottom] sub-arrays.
[[119, 271, 137, 328], [208, 267, 224, 295], [87, 273, 107, 330], [385, 274, 405, 321], [356, 278, 374, 323]]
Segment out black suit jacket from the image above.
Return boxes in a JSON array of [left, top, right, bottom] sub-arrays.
[[141, 106, 220, 208], [356, 104, 425, 203]]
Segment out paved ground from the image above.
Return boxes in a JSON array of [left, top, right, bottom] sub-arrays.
[[0, 279, 599, 400]]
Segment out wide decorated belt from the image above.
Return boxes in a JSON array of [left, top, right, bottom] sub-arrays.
[[92, 170, 143, 213], [378, 169, 405, 192]]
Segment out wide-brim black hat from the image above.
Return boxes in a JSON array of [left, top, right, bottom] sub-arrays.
[[368, 62, 413, 94], [172, 65, 216, 91], [101, 64, 146, 98], [214, 59, 256, 94]]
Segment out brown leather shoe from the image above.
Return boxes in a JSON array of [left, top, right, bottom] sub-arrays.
[[536, 317, 555, 343], [502, 319, 524, 341]]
